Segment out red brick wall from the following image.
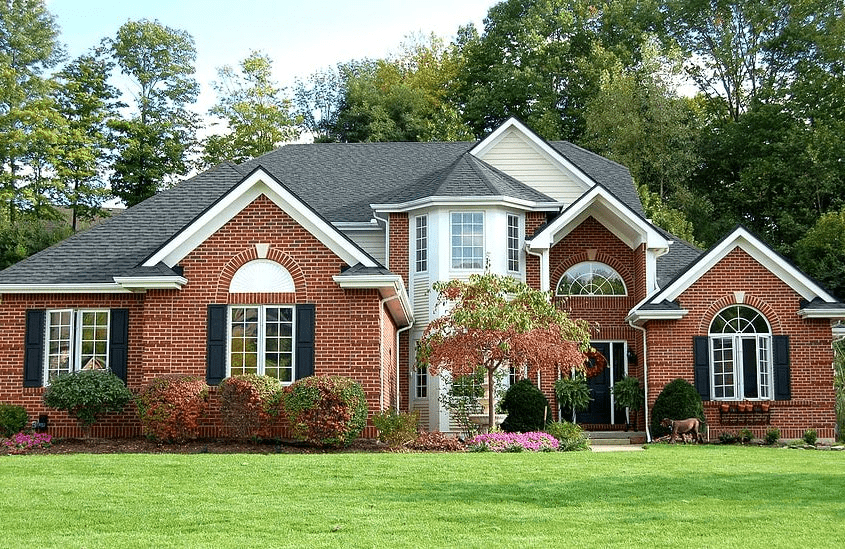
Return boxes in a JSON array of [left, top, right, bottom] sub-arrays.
[[543, 216, 645, 424], [646, 247, 837, 440], [525, 211, 547, 289], [0, 195, 394, 439]]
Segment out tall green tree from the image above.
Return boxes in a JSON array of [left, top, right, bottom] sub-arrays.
[[794, 208, 845, 300], [201, 51, 300, 167], [52, 53, 121, 230], [294, 64, 347, 142], [107, 19, 199, 207], [0, 0, 63, 221]]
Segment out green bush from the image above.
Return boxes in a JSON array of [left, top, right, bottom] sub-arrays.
[[650, 378, 705, 438], [372, 409, 419, 448], [719, 431, 739, 444], [219, 374, 283, 439], [544, 421, 591, 451], [283, 376, 368, 448], [738, 427, 753, 443], [501, 379, 550, 433], [42, 370, 133, 432], [136, 375, 209, 442], [765, 427, 781, 445], [0, 404, 29, 437], [803, 429, 818, 446]]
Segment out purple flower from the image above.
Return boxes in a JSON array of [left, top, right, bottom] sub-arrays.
[[467, 431, 559, 452], [2, 432, 52, 454]]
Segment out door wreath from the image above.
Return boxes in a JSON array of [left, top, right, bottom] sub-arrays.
[[583, 347, 608, 378]]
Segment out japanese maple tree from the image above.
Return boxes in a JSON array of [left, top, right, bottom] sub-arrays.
[[417, 272, 590, 430]]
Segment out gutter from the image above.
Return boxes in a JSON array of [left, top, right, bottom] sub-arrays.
[[396, 321, 415, 413]]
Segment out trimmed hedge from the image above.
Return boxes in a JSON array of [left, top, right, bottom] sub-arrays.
[[501, 379, 550, 433], [219, 374, 283, 439], [136, 375, 209, 442], [283, 376, 368, 448], [0, 404, 29, 437], [650, 378, 705, 438], [42, 370, 133, 431]]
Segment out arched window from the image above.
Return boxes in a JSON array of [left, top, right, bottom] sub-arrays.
[[556, 262, 626, 296], [709, 305, 773, 400], [229, 259, 295, 293]]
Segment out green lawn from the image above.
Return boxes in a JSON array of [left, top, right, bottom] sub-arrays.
[[1, 445, 843, 548]]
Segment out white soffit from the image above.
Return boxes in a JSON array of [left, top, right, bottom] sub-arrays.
[[651, 227, 839, 304], [469, 118, 594, 190], [143, 168, 377, 269]]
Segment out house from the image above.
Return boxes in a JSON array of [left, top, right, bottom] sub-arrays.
[[1, 118, 842, 441]]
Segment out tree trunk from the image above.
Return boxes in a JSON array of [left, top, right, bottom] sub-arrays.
[[487, 367, 495, 433]]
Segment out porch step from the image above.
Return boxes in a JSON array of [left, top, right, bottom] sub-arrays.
[[588, 431, 646, 445]]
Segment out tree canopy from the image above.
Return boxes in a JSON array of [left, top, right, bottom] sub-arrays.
[[418, 272, 590, 428]]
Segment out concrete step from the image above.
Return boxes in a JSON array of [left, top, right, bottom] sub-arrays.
[[588, 431, 646, 445]]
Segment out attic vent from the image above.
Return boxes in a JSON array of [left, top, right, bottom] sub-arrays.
[[229, 259, 295, 293]]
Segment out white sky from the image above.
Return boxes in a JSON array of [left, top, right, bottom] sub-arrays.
[[47, 0, 498, 115]]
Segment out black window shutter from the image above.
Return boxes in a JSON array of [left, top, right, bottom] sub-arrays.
[[24, 310, 45, 387], [295, 304, 315, 379], [773, 335, 790, 401], [109, 309, 129, 383], [206, 305, 228, 385], [693, 336, 710, 400]]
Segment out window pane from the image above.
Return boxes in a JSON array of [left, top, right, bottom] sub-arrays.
[[556, 262, 626, 296]]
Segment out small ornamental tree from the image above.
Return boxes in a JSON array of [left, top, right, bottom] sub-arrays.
[[418, 272, 590, 430], [42, 370, 133, 436]]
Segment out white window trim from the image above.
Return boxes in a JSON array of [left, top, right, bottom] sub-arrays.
[[227, 305, 296, 384], [555, 261, 628, 296], [708, 306, 773, 401], [507, 213, 521, 273], [450, 211, 485, 271], [415, 215, 428, 273], [415, 366, 427, 399], [43, 309, 111, 383]]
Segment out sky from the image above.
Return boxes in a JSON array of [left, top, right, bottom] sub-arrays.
[[47, 0, 499, 115]]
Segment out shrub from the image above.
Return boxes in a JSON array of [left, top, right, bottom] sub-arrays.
[[2, 432, 52, 454], [765, 427, 781, 445], [500, 379, 550, 433], [283, 376, 368, 448], [372, 409, 419, 447], [439, 368, 488, 438], [0, 403, 29, 437], [803, 429, 818, 446], [719, 431, 739, 444], [650, 378, 705, 438], [545, 420, 591, 451], [136, 375, 209, 442], [218, 374, 283, 439], [738, 427, 753, 443], [466, 431, 559, 452], [42, 370, 133, 433], [406, 431, 465, 451]]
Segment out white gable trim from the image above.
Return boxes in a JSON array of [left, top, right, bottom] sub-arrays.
[[526, 185, 669, 252], [144, 168, 378, 269], [469, 118, 595, 190], [649, 227, 839, 304], [333, 273, 413, 326]]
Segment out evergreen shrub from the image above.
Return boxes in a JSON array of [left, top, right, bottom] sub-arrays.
[[650, 378, 705, 438], [42, 370, 133, 432], [0, 403, 29, 437], [283, 376, 368, 448], [218, 374, 283, 439], [500, 379, 549, 433]]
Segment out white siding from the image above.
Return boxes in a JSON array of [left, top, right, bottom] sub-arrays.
[[476, 128, 587, 204], [342, 227, 385, 264], [413, 274, 430, 324]]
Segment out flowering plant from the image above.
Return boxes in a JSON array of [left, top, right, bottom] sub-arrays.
[[2, 432, 52, 454], [467, 431, 559, 452]]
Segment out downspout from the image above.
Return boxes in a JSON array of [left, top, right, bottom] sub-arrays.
[[396, 321, 414, 413], [525, 245, 550, 292], [628, 319, 651, 442]]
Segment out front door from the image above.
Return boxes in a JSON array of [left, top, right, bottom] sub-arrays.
[[576, 342, 612, 424]]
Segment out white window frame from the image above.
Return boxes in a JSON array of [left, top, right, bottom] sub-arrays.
[[227, 305, 296, 384], [450, 211, 484, 270], [44, 309, 111, 382], [415, 215, 428, 273], [708, 306, 773, 401], [507, 213, 520, 273], [555, 261, 628, 296], [415, 365, 427, 399]]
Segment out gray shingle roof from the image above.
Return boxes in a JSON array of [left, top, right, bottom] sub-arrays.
[[0, 138, 653, 286]]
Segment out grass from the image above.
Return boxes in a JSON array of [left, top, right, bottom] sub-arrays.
[[1, 445, 844, 548]]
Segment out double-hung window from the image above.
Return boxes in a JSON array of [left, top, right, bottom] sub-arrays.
[[415, 215, 428, 273], [229, 305, 295, 383], [507, 214, 520, 272], [451, 212, 484, 269], [45, 309, 110, 379]]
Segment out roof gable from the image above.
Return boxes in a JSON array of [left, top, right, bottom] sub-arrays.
[[144, 167, 378, 269]]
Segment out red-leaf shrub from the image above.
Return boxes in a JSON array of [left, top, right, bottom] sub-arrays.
[[219, 374, 283, 439], [136, 375, 209, 442], [282, 376, 368, 448], [406, 431, 465, 452]]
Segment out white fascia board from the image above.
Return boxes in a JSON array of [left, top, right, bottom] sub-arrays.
[[334, 221, 383, 231], [0, 283, 131, 294], [797, 308, 845, 319], [332, 274, 414, 326], [528, 186, 668, 251], [833, 322, 845, 339], [651, 227, 839, 305], [144, 169, 377, 269], [113, 276, 188, 292], [469, 118, 596, 189], [626, 308, 689, 326], [371, 196, 562, 214]]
